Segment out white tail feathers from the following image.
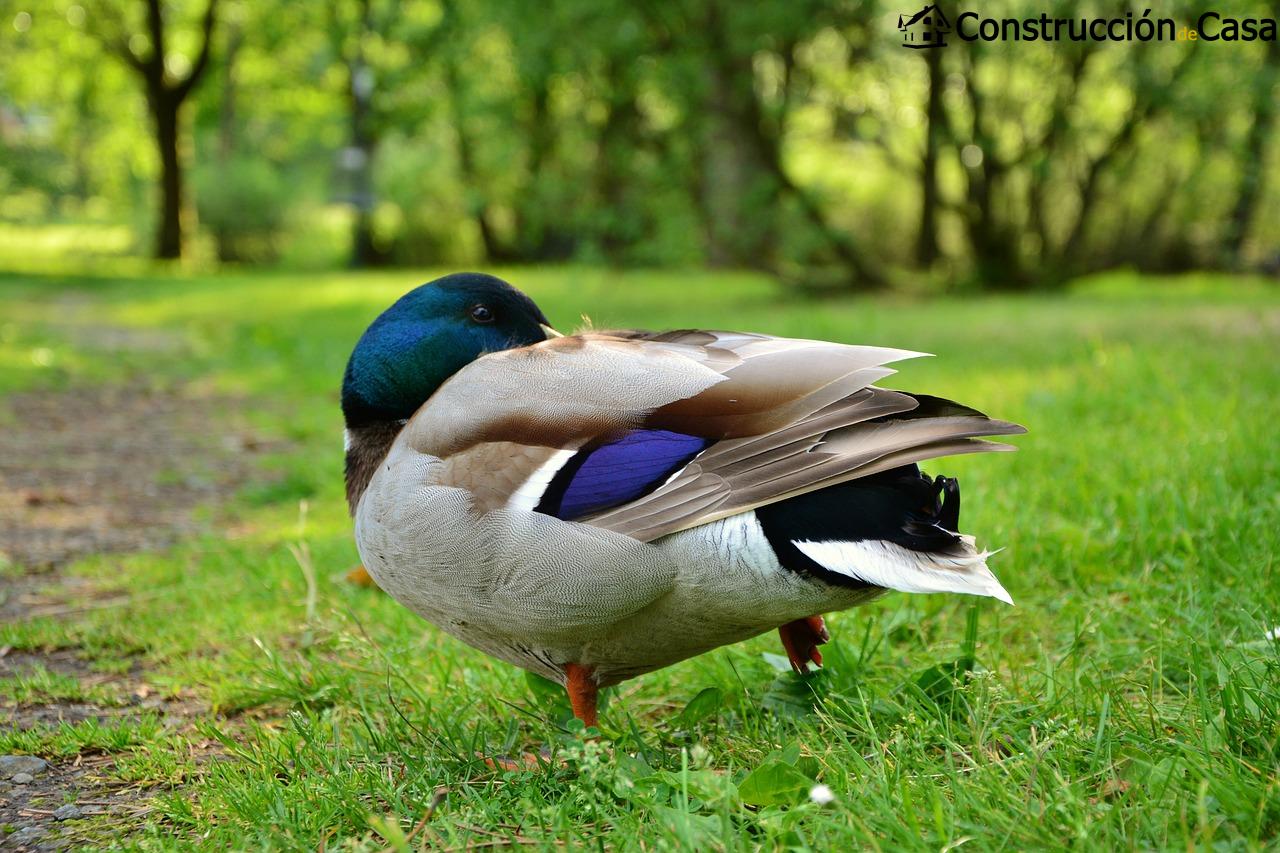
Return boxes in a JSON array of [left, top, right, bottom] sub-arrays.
[[792, 536, 1013, 605]]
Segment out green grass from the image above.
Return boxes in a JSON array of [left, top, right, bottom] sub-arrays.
[[0, 264, 1277, 850]]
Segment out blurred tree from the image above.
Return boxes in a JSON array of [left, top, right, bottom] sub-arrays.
[[205, 11, 240, 261], [498, 16, 574, 261], [92, 0, 220, 258], [187, 0, 342, 264], [649, 0, 887, 286], [329, 0, 386, 267], [0, 0, 1275, 282], [915, 12, 944, 269], [1225, 37, 1278, 266], [439, 0, 511, 262], [319, 0, 453, 267]]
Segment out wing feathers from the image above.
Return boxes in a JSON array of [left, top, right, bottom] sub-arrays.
[[408, 328, 1022, 542], [650, 354, 920, 439], [589, 408, 1024, 540]]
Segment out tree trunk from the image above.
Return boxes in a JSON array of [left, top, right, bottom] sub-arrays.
[[153, 92, 183, 260], [348, 86, 379, 269], [347, 0, 384, 268], [444, 58, 510, 263], [594, 59, 641, 263], [958, 53, 1029, 288], [916, 34, 944, 268], [515, 69, 576, 260], [348, 75, 379, 267], [698, 3, 885, 287], [700, 52, 775, 268], [99, 0, 218, 260], [71, 73, 96, 201], [1224, 39, 1278, 266], [214, 24, 242, 262]]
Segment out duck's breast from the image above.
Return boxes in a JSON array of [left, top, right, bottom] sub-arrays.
[[354, 443, 681, 679]]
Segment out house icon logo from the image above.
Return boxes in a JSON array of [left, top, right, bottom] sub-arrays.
[[899, 4, 952, 48]]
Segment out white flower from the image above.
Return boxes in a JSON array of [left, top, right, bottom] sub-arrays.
[[1266, 627, 1280, 641], [808, 784, 836, 805]]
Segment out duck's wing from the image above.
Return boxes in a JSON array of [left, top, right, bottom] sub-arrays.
[[402, 331, 1024, 542]]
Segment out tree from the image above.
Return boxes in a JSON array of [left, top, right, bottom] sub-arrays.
[[1224, 37, 1278, 267], [914, 2, 948, 268], [640, 0, 887, 287], [325, 0, 440, 268], [3, 0, 1274, 281], [94, 0, 220, 259], [330, 0, 383, 267]]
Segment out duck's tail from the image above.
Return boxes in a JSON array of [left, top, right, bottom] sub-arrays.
[[755, 467, 1013, 604], [791, 535, 1012, 604]]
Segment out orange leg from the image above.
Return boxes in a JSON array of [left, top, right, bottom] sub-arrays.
[[483, 666, 597, 771], [564, 663, 599, 727], [778, 615, 830, 674], [345, 564, 378, 587]]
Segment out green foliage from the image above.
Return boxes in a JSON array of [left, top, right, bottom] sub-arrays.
[[193, 158, 292, 263], [1, 0, 1275, 277], [736, 758, 816, 807], [677, 687, 724, 727], [0, 717, 165, 757]]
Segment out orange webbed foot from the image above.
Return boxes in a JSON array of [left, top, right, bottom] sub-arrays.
[[778, 615, 830, 674]]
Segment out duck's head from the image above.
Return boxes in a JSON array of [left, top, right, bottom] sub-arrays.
[[341, 273, 552, 428]]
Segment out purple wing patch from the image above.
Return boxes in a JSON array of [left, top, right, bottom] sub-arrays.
[[536, 430, 711, 521]]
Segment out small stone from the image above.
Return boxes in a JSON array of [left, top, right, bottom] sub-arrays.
[[52, 804, 82, 821], [9, 772, 34, 785], [7, 826, 47, 847], [0, 755, 48, 779]]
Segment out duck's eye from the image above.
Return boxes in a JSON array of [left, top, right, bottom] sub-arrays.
[[470, 304, 495, 324]]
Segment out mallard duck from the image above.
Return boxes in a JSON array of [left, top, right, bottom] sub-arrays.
[[343, 273, 1024, 726]]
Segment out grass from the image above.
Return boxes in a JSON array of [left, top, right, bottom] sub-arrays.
[[0, 262, 1278, 850]]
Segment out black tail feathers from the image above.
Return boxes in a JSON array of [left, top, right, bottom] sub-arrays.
[[935, 474, 960, 532]]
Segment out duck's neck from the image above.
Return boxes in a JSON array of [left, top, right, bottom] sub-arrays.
[[344, 420, 406, 515]]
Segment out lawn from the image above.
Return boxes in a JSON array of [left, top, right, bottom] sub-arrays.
[[1, 265, 1278, 850]]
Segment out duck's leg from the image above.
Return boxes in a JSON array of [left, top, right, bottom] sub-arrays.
[[778, 615, 830, 674], [484, 666, 596, 771], [345, 564, 378, 587], [564, 663, 599, 727]]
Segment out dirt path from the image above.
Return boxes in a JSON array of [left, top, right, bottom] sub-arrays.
[[0, 378, 264, 850]]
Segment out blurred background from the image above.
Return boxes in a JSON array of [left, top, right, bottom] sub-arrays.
[[0, 0, 1275, 289], [1, 5, 1278, 847]]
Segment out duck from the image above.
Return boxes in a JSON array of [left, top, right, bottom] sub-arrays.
[[342, 273, 1024, 726]]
